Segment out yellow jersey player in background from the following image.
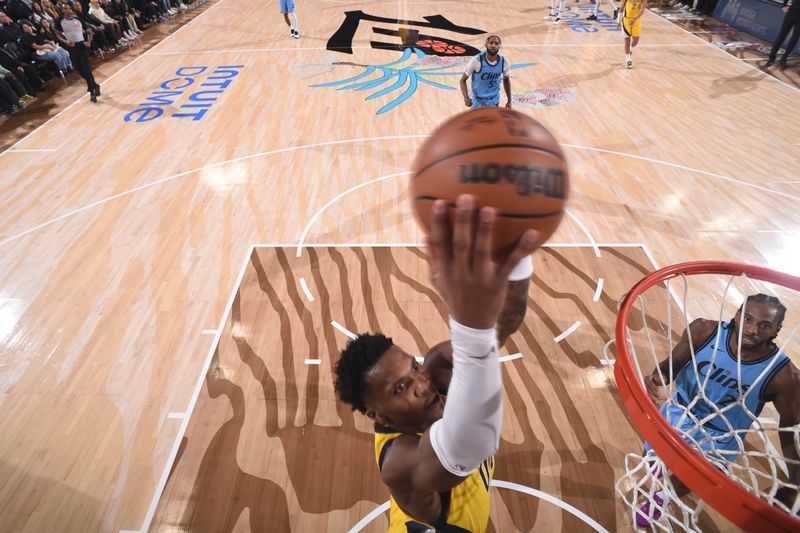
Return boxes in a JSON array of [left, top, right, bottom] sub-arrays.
[[334, 195, 538, 532], [618, 0, 647, 68]]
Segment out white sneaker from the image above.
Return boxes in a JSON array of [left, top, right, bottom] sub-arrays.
[[626, 58, 633, 68], [168, 7, 177, 14], [179, 2, 187, 9], [544, 12, 554, 19]]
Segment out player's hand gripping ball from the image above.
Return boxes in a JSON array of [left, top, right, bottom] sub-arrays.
[[411, 107, 570, 261]]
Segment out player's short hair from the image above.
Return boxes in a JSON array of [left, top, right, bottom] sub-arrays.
[[486, 34, 502, 44], [739, 293, 787, 325], [334, 333, 394, 413]]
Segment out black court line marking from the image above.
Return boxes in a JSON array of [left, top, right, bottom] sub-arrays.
[[414, 143, 566, 177], [414, 196, 563, 219]]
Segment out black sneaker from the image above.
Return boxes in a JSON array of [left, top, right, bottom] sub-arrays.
[[586, 14, 598, 20], [765, 59, 775, 67], [90, 92, 97, 102], [94, 85, 101, 96], [779, 60, 788, 69], [613, 8, 619, 18]]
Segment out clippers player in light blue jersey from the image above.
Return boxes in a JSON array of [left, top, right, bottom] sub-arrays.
[[639, 294, 800, 525], [279, 0, 299, 39], [459, 35, 511, 110]]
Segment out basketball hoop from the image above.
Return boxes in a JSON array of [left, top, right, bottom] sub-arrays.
[[614, 261, 800, 531]]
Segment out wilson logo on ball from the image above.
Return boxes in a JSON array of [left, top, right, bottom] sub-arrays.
[[458, 163, 566, 199]]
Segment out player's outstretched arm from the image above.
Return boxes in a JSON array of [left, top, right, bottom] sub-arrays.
[[645, 318, 716, 405], [381, 195, 537, 522]]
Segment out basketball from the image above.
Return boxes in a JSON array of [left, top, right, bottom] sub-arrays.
[[411, 107, 569, 261]]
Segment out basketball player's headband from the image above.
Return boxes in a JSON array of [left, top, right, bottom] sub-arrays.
[[485, 35, 502, 44]]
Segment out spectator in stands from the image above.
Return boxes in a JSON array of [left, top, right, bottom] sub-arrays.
[[20, 20, 72, 71], [88, 0, 130, 42], [31, 2, 56, 26], [4, 0, 33, 22], [102, 0, 139, 40], [0, 10, 24, 45], [71, 0, 119, 50], [129, 0, 163, 24], [0, 63, 32, 113], [0, 46, 43, 93], [41, 0, 62, 22]]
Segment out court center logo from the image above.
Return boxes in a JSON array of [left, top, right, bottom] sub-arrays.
[[307, 11, 550, 115]]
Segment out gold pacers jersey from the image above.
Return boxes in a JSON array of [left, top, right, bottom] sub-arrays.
[[374, 423, 495, 533], [624, 0, 643, 19]]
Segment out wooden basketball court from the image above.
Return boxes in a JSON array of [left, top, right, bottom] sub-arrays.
[[1, 0, 798, 531]]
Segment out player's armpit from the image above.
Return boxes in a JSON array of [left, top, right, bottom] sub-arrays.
[[380, 432, 467, 519]]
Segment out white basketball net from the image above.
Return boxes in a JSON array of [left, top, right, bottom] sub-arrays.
[[615, 272, 800, 531]]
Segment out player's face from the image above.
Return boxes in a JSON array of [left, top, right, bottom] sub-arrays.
[[486, 37, 501, 56], [732, 301, 782, 349], [364, 346, 444, 431]]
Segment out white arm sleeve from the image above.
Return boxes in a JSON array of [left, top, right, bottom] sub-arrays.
[[429, 318, 502, 476], [508, 254, 533, 281]]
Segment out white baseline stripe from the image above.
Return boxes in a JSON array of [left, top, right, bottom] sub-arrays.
[[554, 321, 582, 342], [640, 242, 692, 321], [0, 136, 426, 248], [564, 210, 601, 257], [137, 243, 254, 533], [145, 42, 708, 56], [295, 171, 412, 257], [348, 480, 607, 532], [331, 320, 357, 339], [5, 130, 794, 247], [561, 143, 799, 202], [299, 277, 314, 302], [593, 278, 604, 302], [492, 480, 608, 531], [348, 500, 391, 533], [499, 352, 523, 363], [5, 148, 58, 153]]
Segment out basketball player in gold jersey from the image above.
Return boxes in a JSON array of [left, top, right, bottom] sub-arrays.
[[618, 0, 647, 68], [334, 195, 538, 532]]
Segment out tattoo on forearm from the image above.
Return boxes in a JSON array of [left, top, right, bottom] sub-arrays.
[[497, 279, 530, 334]]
